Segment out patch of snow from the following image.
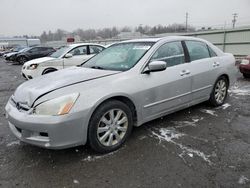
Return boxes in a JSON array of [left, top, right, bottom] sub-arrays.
[[139, 135, 147, 140], [151, 128, 184, 143], [73, 179, 79, 184], [200, 109, 218, 116], [229, 85, 250, 96], [238, 175, 249, 185], [45, 143, 50, 147], [6, 140, 20, 147], [151, 128, 212, 165], [222, 103, 231, 110], [173, 117, 204, 128], [82, 150, 118, 162]]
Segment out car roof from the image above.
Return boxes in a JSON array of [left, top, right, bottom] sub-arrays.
[[119, 36, 208, 44], [68, 43, 105, 48]]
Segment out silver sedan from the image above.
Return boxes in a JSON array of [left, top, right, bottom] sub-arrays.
[[5, 36, 237, 153]]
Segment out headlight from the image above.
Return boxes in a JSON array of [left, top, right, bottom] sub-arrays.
[[241, 59, 250, 65], [33, 93, 79, 116], [27, 64, 39, 70]]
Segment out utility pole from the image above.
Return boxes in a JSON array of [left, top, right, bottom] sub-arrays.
[[185, 12, 189, 32], [232, 13, 238, 28]]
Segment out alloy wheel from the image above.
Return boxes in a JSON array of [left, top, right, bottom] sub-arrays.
[[214, 79, 227, 104], [19, 57, 27, 64], [97, 109, 128, 147]]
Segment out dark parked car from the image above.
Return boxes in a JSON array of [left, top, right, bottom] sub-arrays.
[[5, 47, 31, 62], [4, 46, 26, 61], [239, 55, 250, 78], [15, 47, 55, 64]]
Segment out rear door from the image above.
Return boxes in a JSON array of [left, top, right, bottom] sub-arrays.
[[37, 47, 51, 58], [184, 40, 219, 103], [27, 47, 40, 59], [63, 45, 88, 68], [140, 41, 192, 121]]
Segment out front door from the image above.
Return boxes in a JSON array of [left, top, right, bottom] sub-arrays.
[[140, 41, 192, 121], [63, 45, 91, 68]]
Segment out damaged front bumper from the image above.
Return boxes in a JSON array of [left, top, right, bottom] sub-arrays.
[[5, 101, 89, 149]]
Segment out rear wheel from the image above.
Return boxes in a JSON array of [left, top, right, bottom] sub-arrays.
[[18, 56, 28, 64], [243, 73, 250, 78], [88, 100, 133, 153], [209, 76, 229, 106]]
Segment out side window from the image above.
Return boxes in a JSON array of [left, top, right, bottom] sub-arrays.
[[150, 41, 185, 67], [29, 48, 39, 53], [40, 47, 48, 52], [69, 46, 87, 56], [185, 41, 210, 61], [208, 46, 217, 57], [89, 45, 104, 54]]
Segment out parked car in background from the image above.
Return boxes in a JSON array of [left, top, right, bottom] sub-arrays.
[[5, 37, 237, 153], [21, 43, 105, 79], [239, 55, 250, 78], [1, 46, 24, 57], [6, 47, 31, 62], [4, 46, 26, 61], [15, 46, 55, 64]]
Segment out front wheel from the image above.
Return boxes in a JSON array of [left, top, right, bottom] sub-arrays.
[[18, 56, 28, 64], [209, 76, 229, 106], [88, 100, 133, 153]]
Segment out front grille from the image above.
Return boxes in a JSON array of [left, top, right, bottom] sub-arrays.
[[10, 96, 30, 112]]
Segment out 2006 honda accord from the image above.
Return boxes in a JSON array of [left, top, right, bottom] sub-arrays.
[[5, 36, 237, 153]]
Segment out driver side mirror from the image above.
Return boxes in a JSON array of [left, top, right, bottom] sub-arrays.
[[64, 53, 73, 58], [143, 61, 167, 74]]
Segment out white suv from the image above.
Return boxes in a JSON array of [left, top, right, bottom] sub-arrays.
[[22, 43, 105, 79]]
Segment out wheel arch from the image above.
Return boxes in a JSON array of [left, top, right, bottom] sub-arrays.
[[42, 67, 58, 75], [88, 95, 138, 127], [218, 73, 230, 86], [17, 54, 28, 60]]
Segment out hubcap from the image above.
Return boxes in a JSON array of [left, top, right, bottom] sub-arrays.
[[97, 109, 128, 147], [214, 80, 227, 104], [19, 57, 26, 64]]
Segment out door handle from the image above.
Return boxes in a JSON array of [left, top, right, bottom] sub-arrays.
[[213, 62, 220, 67], [180, 70, 190, 76]]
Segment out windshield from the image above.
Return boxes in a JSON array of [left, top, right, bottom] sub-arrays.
[[20, 47, 31, 53], [83, 42, 155, 71], [50, 46, 69, 58], [13, 46, 25, 52]]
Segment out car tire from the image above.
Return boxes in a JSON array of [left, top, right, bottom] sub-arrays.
[[42, 68, 57, 75], [243, 73, 250, 78], [88, 100, 133, 153], [209, 76, 229, 107], [18, 56, 28, 65]]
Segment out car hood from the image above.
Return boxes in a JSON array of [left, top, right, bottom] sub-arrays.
[[6, 52, 17, 57], [24, 57, 56, 66], [13, 66, 120, 107]]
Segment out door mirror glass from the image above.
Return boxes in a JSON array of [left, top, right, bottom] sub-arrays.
[[64, 53, 73, 58], [144, 61, 167, 73]]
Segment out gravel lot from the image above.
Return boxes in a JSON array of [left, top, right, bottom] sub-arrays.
[[0, 58, 250, 188]]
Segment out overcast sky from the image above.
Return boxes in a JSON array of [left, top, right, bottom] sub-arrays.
[[1, 0, 250, 36]]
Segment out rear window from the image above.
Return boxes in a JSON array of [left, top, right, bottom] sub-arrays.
[[208, 46, 217, 57], [185, 41, 210, 61]]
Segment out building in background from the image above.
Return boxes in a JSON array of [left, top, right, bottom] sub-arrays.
[[0, 38, 41, 49]]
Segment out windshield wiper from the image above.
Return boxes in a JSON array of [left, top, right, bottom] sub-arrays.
[[90, 66, 105, 70]]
